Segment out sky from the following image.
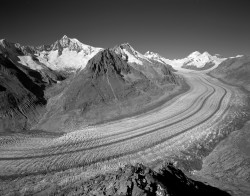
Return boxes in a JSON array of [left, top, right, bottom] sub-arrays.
[[1, 0, 250, 59]]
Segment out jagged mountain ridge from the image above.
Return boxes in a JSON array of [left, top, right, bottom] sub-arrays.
[[114, 44, 177, 84], [180, 51, 226, 70], [1, 36, 235, 72]]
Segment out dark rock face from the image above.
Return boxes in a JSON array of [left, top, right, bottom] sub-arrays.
[[87, 49, 131, 78], [64, 49, 151, 111], [0, 39, 69, 133], [56, 163, 231, 196], [0, 54, 47, 133]]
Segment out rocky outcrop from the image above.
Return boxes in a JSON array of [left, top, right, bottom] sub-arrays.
[[55, 163, 231, 196]]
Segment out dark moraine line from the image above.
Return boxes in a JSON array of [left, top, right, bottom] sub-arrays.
[[0, 83, 228, 180], [0, 81, 219, 160]]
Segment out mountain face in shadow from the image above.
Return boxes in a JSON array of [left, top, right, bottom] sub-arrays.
[[0, 54, 47, 133], [0, 39, 67, 133], [54, 163, 231, 196], [36, 49, 179, 132]]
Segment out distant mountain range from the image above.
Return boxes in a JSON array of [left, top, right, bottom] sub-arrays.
[[0, 35, 240, 73], [145, 50, 228, 70]]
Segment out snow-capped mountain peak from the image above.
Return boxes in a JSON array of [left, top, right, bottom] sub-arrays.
[[181, 51, 226, 69], [0, 36, 103, 72], [35, 36, 103, 71], [144, 50, 228, 70], [119, 43, 139, 56], [144, 51, 175, 66], [114, 43, 151, 65], [48, 35, 95, 53], [144, 51, 161, 58], [59, 35, 85, 47], [202, 51, 210, 56], [188, 51, 201, 58]]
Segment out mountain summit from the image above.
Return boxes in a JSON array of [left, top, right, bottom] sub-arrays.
[[181, 51, 226, 70], [145, 50, 227, 70], [0, 36, 103, 72]]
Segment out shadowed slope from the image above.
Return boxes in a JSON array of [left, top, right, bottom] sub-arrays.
[[0, 54, 47, 133]]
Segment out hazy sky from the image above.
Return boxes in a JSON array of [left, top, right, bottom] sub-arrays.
[[1, 0, 250, 58]]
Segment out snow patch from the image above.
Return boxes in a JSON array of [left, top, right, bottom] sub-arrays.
[[123, 49, 143, 65], [18, 56, 43, 70]]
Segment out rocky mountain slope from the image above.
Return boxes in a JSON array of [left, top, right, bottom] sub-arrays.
[[36, 49, 179, 132], [54, 163, 230, 196], [0, 38, 72, 133], [209, 55, 250, 91], [0, 54, 47, 133], [115, 44, 176, 82]]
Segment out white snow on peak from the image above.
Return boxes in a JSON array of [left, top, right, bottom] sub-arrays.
[[30, 36, 103, 71], [181, 51, 227, 69], [18, 56, 43, 70], [7, 36, 103, 71], [57, 35, 98, 52], [37, 48, 102, 71], [144, 51, 174, 65], [188, 51, 201, 58], [144, 51, 160, 59], [115, 43, 152, 65], [145, 50, 227, 70], [123, 49, 143, 65]]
